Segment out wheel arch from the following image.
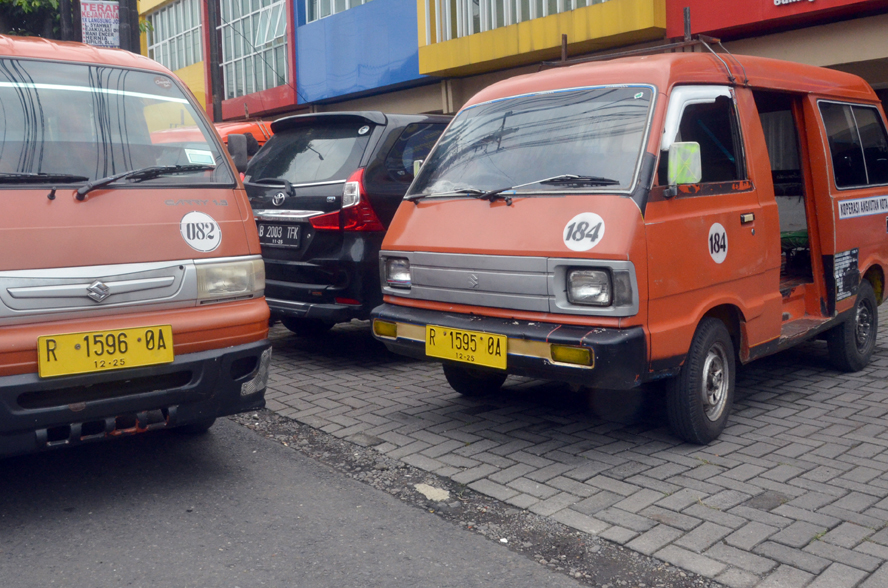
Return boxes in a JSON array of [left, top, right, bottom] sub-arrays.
[[702, 304, 743, 361], [863, 264, 885, 305]]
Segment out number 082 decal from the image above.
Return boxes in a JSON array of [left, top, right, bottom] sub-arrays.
[[563, 212, 605, 252], [180, 211, 221, 252]]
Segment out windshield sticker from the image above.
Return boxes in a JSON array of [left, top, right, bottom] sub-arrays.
[[0, 81, 189, 104], [181, 211, 221, 252], [185, 149, 215, 165], [154, 77, 173, 90], [563, 213, 605, 252], [838, 195, 888, 219], [708, 223, 728, 264]]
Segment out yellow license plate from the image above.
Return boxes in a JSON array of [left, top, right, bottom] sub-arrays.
[[38, 325, 174, 378], [426, 325, 507, 370]]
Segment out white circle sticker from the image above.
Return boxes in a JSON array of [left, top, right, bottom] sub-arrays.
[[180, 211, 221, 252], [563, 213, 605, 252], [708, 222, 728, 264]]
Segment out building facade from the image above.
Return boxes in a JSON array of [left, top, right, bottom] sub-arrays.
[[140, 0, 888, 120]]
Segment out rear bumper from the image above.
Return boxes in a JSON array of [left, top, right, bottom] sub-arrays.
[[267, 297, 364, 323], [371, 304, 648, 389], [0, 339, 271, 458]]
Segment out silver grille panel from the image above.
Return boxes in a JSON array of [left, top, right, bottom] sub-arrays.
[[0, 255, 261, 324], [381, 251, 639, 317]]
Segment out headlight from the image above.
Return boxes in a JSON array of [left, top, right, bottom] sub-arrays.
[[567, 269, 611, 306], [197, 258, 265, 302], [385, 258, 411, 289]]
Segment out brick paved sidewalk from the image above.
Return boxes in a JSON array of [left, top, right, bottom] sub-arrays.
[[263, 317, 888, 588]]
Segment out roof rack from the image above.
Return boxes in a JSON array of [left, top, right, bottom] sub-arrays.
[[541, 6, 750, 87]]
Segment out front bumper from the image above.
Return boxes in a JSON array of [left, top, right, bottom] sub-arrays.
[[371, 304, 647, 389], [0, 339, 271, 458]]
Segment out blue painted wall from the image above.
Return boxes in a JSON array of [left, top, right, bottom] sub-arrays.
[[295, 0, 426, 103]]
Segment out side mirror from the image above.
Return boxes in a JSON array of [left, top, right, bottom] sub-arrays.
[[228, 134, 249, 174], [665, 141, 701, 198], [413, 159, 423, 177]]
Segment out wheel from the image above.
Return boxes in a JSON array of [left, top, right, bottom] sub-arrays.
[[281, 317, 333, 337], [174, 418, 216, 434], [442, 363, 507, 397], [666, 318, 735, 444], [827, 280, 878, 372]]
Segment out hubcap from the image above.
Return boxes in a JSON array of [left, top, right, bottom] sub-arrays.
[[701, 341, 729, 422], [855, 299, 874, 352]]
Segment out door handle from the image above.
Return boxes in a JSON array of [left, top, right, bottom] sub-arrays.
[[740, 213, 755, 224]]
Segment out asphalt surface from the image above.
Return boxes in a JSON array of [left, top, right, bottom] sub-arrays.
[[0, 418, 590, 588]]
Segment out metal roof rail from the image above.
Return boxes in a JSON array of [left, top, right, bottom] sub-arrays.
[[540, 34, 750, 87]]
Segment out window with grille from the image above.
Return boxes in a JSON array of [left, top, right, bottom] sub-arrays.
[[147, 0, 203, 72], [306, 0, 373, 23], [219, 0, 289, 100]]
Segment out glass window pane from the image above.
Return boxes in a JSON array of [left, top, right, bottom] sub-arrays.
[[185, 31, 193, 65], [245, 56, 254, 95], [265, 48, 274, 89], [225, 63, 234, 98], [178, 36, 186, 69], [194, 26, 202, 61], [234, 22, 244, 58], [321, 0, 331, 18], [274, 6, 286, 37], [193, 0, 201, 27], [854, 106, 888, 185], [275, 45, 286, 86], [547, 0, 556, 14], [821, 102, 867, 188], [235, 59, 244, 96], [335, 0, 346, 13]]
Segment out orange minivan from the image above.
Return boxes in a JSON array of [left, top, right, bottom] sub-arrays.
[[372, 51, 888, 444], [0, 37, 270, 457]]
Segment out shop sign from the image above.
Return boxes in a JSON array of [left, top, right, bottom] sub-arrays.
[[81, 0, 120, 48]]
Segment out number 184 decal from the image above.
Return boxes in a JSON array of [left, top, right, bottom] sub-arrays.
[[563, 212, 605, 252], [708, 222, 728, 264]]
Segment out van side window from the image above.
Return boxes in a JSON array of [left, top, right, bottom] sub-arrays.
[[675, 97, 745, 183], [384, 123, 447, 184], [820, 102, 888, 188]]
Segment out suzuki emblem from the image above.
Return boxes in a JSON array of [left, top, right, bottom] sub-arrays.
[[469, 274, 479, 289], [272, 192, 286, 206], [87, 281, 111, 302]]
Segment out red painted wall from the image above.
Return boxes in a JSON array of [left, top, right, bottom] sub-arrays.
[[666, 0, 888, 38]]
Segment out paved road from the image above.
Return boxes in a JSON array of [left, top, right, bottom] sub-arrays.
[[264, 317, 888, 588], [0, 418, 586, 588]]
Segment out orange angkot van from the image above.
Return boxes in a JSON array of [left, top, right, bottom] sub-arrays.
[[0, 37, 270, 457], [372, 50, 888, 444]]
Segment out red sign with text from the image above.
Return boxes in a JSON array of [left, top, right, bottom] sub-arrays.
[[666, 0, 888, 38]]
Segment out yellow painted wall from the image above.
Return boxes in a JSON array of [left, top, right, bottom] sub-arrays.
[[418, 0, 666, 77], [173, 61, 207, 109]]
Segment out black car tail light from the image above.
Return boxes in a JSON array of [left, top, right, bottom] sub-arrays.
[[309, 168, 385, 232]]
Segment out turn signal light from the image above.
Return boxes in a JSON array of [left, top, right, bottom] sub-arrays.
[[550, 344, 593, 366], [373, 319, 398, 339]]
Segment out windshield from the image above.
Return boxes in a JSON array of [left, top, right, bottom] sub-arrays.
[[0, 58, 233, 185], [246, 122, 372, 185], [407, 86, 655, 197]]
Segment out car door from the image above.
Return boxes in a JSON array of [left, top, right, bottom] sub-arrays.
[[645, 85, 780, 365]]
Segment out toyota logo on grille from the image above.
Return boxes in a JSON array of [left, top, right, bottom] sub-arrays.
[[272, 192, 286, 206], [87, 280, 111, 302]]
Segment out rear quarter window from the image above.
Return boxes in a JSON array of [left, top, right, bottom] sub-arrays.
[[820, 102, 888, 188], [383, 123, 447, 184]]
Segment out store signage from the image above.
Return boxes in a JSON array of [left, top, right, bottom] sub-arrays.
[[81, 0, 120, 48]]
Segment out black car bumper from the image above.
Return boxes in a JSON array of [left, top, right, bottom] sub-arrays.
[[371, 304, 648, 390], [0, 339, 271, 458]]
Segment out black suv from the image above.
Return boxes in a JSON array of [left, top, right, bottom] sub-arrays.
[[245, 112, 450, 335]]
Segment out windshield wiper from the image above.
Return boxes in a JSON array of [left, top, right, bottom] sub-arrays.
[[408, 173, 622, 205], [0, 172, 89, 183], [246, 177, 295, 196], [75, 164, 216, 200], [539, 174, 620, 186]]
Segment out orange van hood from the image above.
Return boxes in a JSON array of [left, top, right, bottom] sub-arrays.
[[0, 187, 259, 271], [383, 194, 644, 259]]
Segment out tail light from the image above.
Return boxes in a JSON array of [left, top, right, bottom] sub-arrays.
[[309, 169, 385, 232]]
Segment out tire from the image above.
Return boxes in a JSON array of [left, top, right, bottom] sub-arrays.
[[827, 280, 878, 372], [281, 317, 333, 337], [174, 418, 216, 435], [442, 363, 507, 397], [666, 318, 735, 444]]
